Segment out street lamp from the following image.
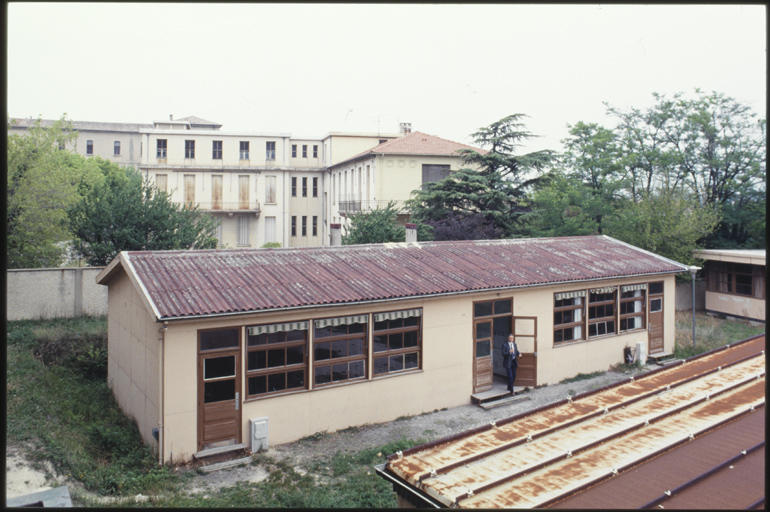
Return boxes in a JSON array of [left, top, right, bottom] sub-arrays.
[[688, 266, 701, 349]]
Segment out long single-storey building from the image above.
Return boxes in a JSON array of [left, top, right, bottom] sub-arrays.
[[96, 236, 689, 463], [693, 248, 765, 323]]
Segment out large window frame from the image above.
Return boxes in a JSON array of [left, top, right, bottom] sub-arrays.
[[185, 140, 195, 159], [312, 315, 368, 387], [372, 309, 422, 377], [156, 139, 167, 159], [706, 261, 764, 299], [588, 287, 617, 338], [619, 284, 646, 332], [246, 322, 308, 399], [212, 140, 223, 160], [266, 141, 276, 160], [554, 291, 585, 344], [239, 141, 250, 160]]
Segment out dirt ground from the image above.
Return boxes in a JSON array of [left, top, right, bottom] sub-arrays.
[[5, 365, 650, 503]]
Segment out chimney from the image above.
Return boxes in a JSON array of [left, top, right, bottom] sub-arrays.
[[330, 223, 342, 246], [399, 122, 412, 135], [405, 223, 418, 243], [169, 114, 173, 120]]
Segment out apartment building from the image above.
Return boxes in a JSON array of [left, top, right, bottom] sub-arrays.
[[10, 115, 477, 247]]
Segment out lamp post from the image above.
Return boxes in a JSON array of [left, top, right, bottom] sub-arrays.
[[688, 266, 701, 349]]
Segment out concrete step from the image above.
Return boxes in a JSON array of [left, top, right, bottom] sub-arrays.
[[193, 443, 248, 460], [471, 386, 525, 405], [197, 456, 253, 473]]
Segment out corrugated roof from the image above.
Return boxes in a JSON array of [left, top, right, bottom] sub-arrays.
[[378, 335, 766, 509], [97, 236, 688, 321], [336, 131, 486, 167]]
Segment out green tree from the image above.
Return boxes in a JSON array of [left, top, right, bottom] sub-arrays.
[[7, 117, 82, 268], [68, 162, 219, 265], [525, 171, 602, 237], [342, 202, 408, 245]]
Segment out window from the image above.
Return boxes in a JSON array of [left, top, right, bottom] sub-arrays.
[[302, 177, 308, 197], [473, 299, 512, 359], [312, 216, 318, 237], [291, 177, 297, 197], [619, 285, 646, 332], [554, 292, 585, 344], [706, 261, 764, 298], [86, 140, 93, 155], [302, 144, 308, 158], [265, 176, 276, 204], [185, 140, 195, 159], [200, 328, 239, 351], [312, 177, 318, 197], [240, 141, 250, 160], [266, 141, 276, 160], [313, 145, 318, 158], [113, 141, 120, 155], [246, 322, 308, 398], [212, 140, 222, 159], [291, 216, 297, 237], [155, 174, 168, 194], [588, 288, 616, 338], [265, 217, 277, 243], [238, 216, 250, 246], [292, 144, 297, 158], [373, 309, 422, 376], [301, 216, 307, 236], [157, 139, 167, 158], [313, 316, 368, 386], [422, 164, 451, 186]]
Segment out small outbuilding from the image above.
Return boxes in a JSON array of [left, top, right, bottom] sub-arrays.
[[96, 236, 688, 463], [693, 248, 765, 323]]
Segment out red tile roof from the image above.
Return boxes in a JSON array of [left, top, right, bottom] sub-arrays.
[[338, 131, 486, 166], [98, 236, 688, 321]]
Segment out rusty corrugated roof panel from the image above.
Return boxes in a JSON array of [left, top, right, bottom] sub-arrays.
[[380, 335, 766, 509], [111, 236, 688, 320]]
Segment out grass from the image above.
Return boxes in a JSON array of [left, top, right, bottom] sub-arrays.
[[674, 310, 765, 359]]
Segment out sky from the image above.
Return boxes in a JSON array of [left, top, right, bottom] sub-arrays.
[[7, 3, 767, 153]]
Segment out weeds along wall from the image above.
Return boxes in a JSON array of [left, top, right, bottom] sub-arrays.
[[7, 268, 108, 320]]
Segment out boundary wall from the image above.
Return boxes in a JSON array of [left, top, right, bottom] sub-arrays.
[[7, 267, 107, 320]]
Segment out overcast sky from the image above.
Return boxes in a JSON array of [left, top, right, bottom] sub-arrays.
[[7, 3, 767, 153]]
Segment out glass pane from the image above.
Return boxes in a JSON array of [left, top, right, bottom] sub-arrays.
[[248, 332, 268, 346], [204, 379, 235, 403], [588, 324, 597, 337], [389, 318, 404, 329], [286, 330, 306, 342], [314, 326, 332, 339], [331, 339, 347, 358], [287, 370, 305, 389], [267, 332, 284, 344], [349, 360, 365, 379], [373, 335, 388, 353], [649, 282, 663, 295], [476, 340, 491, 358], [286, 345, 304, 365], [373, 357, 388, 375], [476, 322, 491, 340], [248, 351, 266, 371], [200, 329, 239, 351], [404, 316, 420, 327], [374, 320, 388, 331], [494, 299, 512, 315], [267, 373, 285, 393], [389, 332, 404, 350], [607, 321, 615, 334], [349, 337, 364, 356], [474, 301, 493, 318], [248, 376, 266, 396], [405, 352, 418, 369], [204, 356, 235, 380], [349, 323, 366, 334], [315, 365, 331, 385], [315, 342, 330, 361], [404, 330, 418, 348], [332, 363, 348, 382], [267, 349, 285, 368], [331, 325, 348, 336], [390, 354, 404, 372], [650, 298, 662, 312]]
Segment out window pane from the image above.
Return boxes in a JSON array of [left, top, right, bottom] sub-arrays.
[[315, 342, 331, 361], [267, 332, 284, 344], [349, 360, 365, 379], [349, 337, 364, 356], [267, 373, 285, 393], [286, 330, 306, 342], [248, 333, 268, 346], [404, 331, 418, 348], [404, 316, 420, 327], [650, 298, 662, 312], [389, 354, 404, 372], [476, 322, 491, 339], [314, 326, 332, 338], [649, 282, 663, 295], [331, 324, 348, 336], [373, 357, 388, 375], [204, 379, 235, 403], [286, 345, 304, 365], [200, 329, 239, 351], [389, 318, 404, 329], [248, 376, 266, 396], [332, 363, 348, 382], [349, 323, 366, 334], [287, 370, 305, 389], [405, 352, 418, 369], [204, 356, 235, 380], [315, 366, 331, 385], [494, 299, 512, 315], [474, 301, 493, 318], [248, 351, 266, 371], [476, 340, 491, 358], [389, 332, 404, 350], [331, 339, 347, 358], [267, 349, 285, 368], [374, 320, 388, 331], [373, 335, 388, 352]]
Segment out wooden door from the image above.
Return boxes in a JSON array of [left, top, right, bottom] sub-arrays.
[[211, 175, 223, 210], [648, 295, 664, 354], [238, 175, 250, 210], [198, 346, 241, 452], [473, 319, 493, 393], [513, 316, 537, 387]]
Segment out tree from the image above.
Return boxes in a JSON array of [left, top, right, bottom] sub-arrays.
[[68, 161, 219, 265], [524, 171, 602, 238], [342, 202, 407, 245], [408, 115, 557, 239], [7, 116, 82, 268]]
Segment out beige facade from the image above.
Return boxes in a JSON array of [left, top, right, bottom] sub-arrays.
[[100, 259, 678, 463]]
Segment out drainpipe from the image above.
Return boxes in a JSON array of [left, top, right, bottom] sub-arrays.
[[158, 322, 168, 465], [688, 266, 701, 349]]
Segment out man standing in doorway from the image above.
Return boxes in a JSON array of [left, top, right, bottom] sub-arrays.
[[503, 333, 520, 395]]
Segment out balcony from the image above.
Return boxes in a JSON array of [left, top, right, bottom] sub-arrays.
[[193, 200, 261, 216], [338, 199, 409, 215]]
